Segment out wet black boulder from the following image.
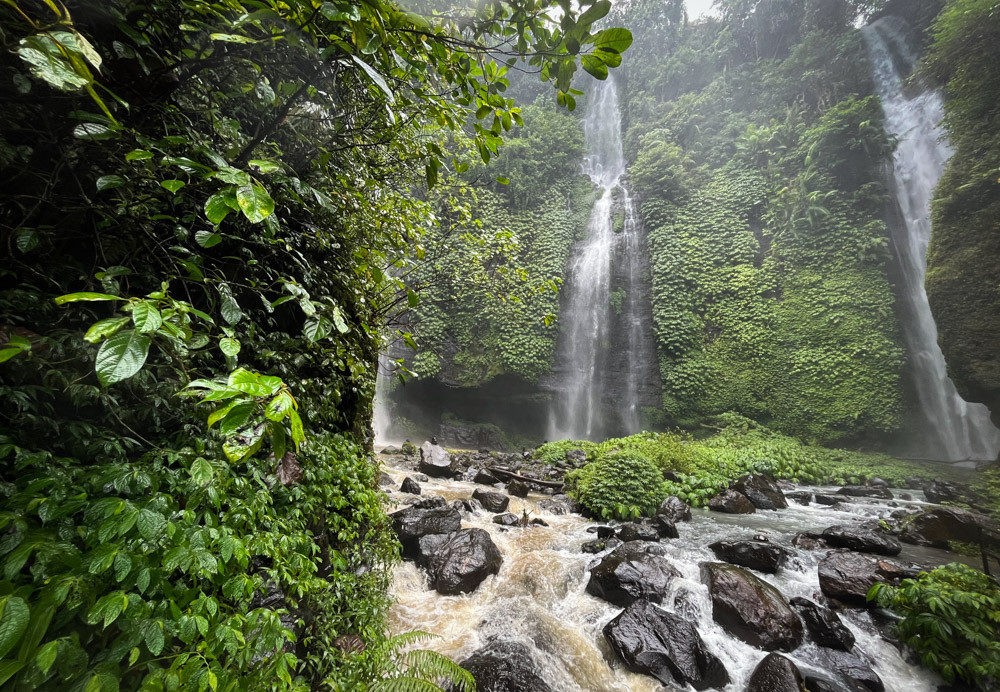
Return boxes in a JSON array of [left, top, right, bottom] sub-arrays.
[[420, 527, 502, 595], [602, 599, 730, 690], [745, 653, 804, 692], [708, 539, 791, 574], [458, 640, 548, 692], [708, 489, 757, 514], [837, 485, 893, 500], [390, 504, 462, 560], [473, 488, 510, 513], [399, 476, 421, 495], [733, 474, 788, 510], [818, 551, 918, 606], [701, 562, 803, 651], [790, 596, 855, 651], [586, 541, 681, 607], [821, 524, 901, 556], [657, 496, 692, 522]]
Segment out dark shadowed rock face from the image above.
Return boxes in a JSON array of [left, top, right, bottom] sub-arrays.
[[790, 597, 855, 651], [420, 528, 502, 595], [733, 474, 788, 510], [400, 476, 421, 495], [708, 540, 791, 574], [900, 506, 994, 547], [821, 525, 902, 556], [814, 494, 842, 506], [581, 537, 622, 554], [657, 496, 692, 522], [586, 541, 681, 606], [818, 551, 918, 606], [493, 512, 520, 526], [701, 562, 803, 651], [837, 485, 893, 500], [472, 488, 510, 513], [473, 468, 499, 485], [708, 489, 756, 514], [458, 640, 548, 692], [602, 599, 730, 690], [617, 516, 678, 542], [786, 490, 813, 505], [419, 441, 457, 477], [390, 504, 462, 559], [745, 653, 804, 692], [506, 479, 530, 497], [812, 649, 885, 692]]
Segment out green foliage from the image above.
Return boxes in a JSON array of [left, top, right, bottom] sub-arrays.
[[868, 564, 1000, 689], [565, 450, 668, 520]]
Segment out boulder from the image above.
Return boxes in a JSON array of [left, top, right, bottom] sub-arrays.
[[586, 541, 681, 607], [789, 597, 855, 651], [785, 490, 813, 505], [820, 525, 901, 556], [708, 489, 757, 514], [804, 674, 868, 692], [745, 653, 804, 692], [420, 528, 502, 595], [792, 531, 828, 550], [419, 442, 457, 478], [587, 525, 616, 539], [399, 476, 421, 495], [899, 506, 994, 548], [451, 498, 480, 514], [701, 562, 803, 651], [733, 474, 788, 510], [837, 486, 893, 500], [652, 515, 680, 538], [472, 488, 510, 513], [390, 504, 462, 559], [814, 494, 842, 506], [870, 478, 889, 488], [616, 521, 660, 543], [812, 649, 884, 692], [537, 498, 571, 515], [581, 537, 622, 554], [458, 640, 548, 692], [378, 472, 394, 487], [657, 496, 692, 522], [506, 479, 530, 497], [493, 512, 520, 527], [379, 445, 402, 455], [602, 599, 730, 690], [473, 468, 499, 485], [708, 539, 790, 574], [818, 551, 918, 606], [923, 480, 963, 504]]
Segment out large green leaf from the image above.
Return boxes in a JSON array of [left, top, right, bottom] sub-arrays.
[[0, 595, 29, 658], [54, 292, 121, 305], [589, 27, 633, 53], [235, 183, 274, 223], [95, 330, 151, 386], [581, 54, 608, 80], [84, 317, 129, 343], [131, 302, 162, 333], [17, 35, 89, 91]]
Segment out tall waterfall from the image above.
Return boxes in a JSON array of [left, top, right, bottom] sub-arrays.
[[373, 352, 394, 445], [548, 76, 656, 440], [863, 18, 1000, 461]]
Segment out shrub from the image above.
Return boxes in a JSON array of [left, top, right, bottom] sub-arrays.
[[565, 451, 667, 520], [868, 563, 1000, 689]]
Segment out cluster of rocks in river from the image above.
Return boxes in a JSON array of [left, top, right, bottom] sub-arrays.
[[381, 443, 997, 691]]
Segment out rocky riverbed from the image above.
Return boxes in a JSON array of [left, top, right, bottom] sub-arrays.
[[378, 443, 994, 691]]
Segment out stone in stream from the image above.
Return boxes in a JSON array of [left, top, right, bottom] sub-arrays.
[[458, 640, 549, 692], [399, 476, 421, 495], [785, 490, 813, 505], [789, 596, 855, 651], [378, 471, 394, 487], [814, 494, 842, 506], [473, 468, 499, 485], [581, 537, 622, 554], [810, 649, 885, 692], [493, 512, 520, 526], [707, 489, 757, 514], [451, 498, 480, 514], [418, 441, 457, 478], [537, 497, 571, 514], [792, 531, 829, 550], [390, 504, 462, 560], [837, 485, 893, 500], [602, 599, 730, 690], [419, 528, 502, 595], [818, 551, 919, 606], [506, 479, 530, 497], [472, 488, 510, 513], [820, 524, 901, 556], [708, 539, 791, 574], [379, 445, 402, 455], [732, 474, 788, 510], [745, 653, 805, 692], [899, 506, 995, 548], [700, 562, 803, 651], [657, 495, 692, 522], [587, 525, 616, 539], [616, 516, 678, 542], [587, 541, 681, 607]]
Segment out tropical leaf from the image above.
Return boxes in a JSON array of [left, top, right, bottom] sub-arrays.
[[95, 330, 151, 386]]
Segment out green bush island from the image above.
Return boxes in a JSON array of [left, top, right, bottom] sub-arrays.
[[868, 563, 1000, 689], [565, 451, 667, 520]]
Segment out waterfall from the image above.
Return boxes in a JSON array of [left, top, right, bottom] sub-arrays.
[[863, 17, 1000, 461], [373, 352, 394, 445], [547, 76, 655, 440]]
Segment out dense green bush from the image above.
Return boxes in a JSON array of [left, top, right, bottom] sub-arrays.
[[868, 563, 1000, 689], [565, 451, 667, 520]]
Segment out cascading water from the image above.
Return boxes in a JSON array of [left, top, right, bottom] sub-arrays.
[[863, 17, 1000, 461], [373, 352, 394, 445], [548, 76, 656, 440]]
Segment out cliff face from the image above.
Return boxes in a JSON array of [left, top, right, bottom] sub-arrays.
[[924, 0, 1000, 426]]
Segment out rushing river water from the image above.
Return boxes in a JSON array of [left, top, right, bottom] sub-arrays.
[[382, 462, 953, 691]]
